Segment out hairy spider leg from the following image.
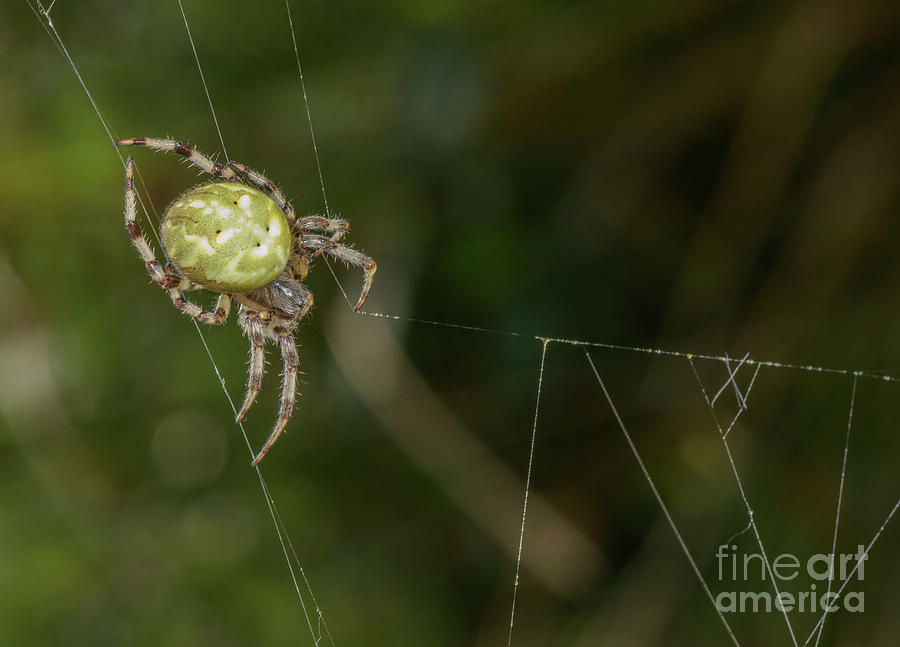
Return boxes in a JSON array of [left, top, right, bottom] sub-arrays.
[[301, 234, 377, 311], [250, 327, 300, 465], [298, 215, 351, 259], [123, 158, 232, 325], [170, 291, 232, 325], [236, 310, 267, 423], [226, 161, 296, 225], [298, 215, 350, 241], [293, 283, 315, 320], [116, 138, 237, 179]]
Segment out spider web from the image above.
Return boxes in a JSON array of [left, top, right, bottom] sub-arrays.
[[24, 1, 900, 646]]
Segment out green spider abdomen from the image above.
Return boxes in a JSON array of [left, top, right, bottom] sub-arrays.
[[161, 182, 291, 293]]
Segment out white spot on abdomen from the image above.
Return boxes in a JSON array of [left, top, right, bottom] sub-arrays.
[[226, 250, 246, 272], [215, 228, 238, 245], [184, 232, 216, 254], [238, 194, 251, 209]]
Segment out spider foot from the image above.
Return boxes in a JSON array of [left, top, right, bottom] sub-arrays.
[[354, 259, 377, 312], [235, 401, 252, 424], [251, 417, 289, 465]]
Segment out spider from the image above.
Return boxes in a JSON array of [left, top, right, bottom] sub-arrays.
[[116, 137, 376, 464]]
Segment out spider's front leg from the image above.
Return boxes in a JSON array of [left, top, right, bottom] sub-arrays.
[[226, 161, 296, 225], [298, 215, 350, 244], [116, 138, 236, 179], [298, 215, 351, 261], [122, 158, 232, 325], [301, 234, 377, 311]]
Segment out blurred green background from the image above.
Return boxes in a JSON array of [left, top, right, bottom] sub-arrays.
[[2, 0, 899, 645]]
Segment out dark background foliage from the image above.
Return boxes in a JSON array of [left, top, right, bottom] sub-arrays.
[[1, 1, 899, 645]]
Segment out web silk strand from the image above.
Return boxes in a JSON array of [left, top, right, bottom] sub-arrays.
[[811, 375, 857, 647], [586, 349, 742, 647], [177, 0, 229, 159], [688, 356, 798, 647], [285, 0, 330, 216], [507, 340, 549, 646]]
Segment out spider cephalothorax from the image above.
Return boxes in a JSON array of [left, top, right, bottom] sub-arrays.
[[117, 137, 376, 464]]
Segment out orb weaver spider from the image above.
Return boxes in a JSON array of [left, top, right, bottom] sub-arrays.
[[117, 137, 376, 464]]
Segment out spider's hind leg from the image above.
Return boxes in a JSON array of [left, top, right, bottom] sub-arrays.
[[251, 327, 299, 465], [236, 309, 267, 423]]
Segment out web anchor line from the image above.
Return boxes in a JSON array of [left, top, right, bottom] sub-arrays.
[[177, 0, 228, 159], [285, 0, 330, 217], [193, 323, 330, 644], [353, 306, 898, 383], [507, 339, 549, 646]]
